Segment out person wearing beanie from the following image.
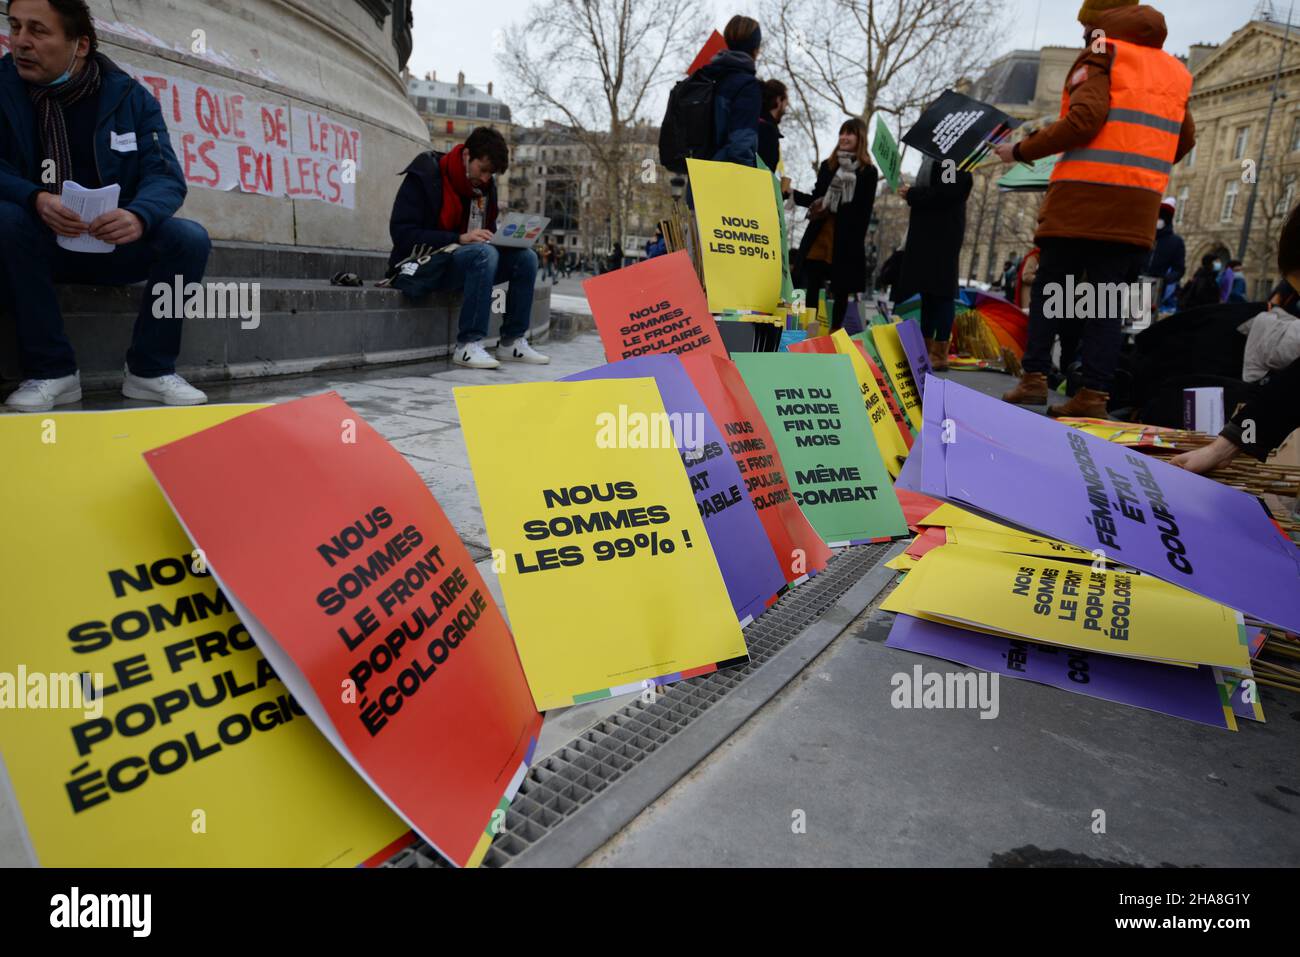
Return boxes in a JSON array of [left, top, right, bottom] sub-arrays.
[[696, 15, 764, 167], [1147, 196, 1185, 312], [993, 2, 1195, 418]]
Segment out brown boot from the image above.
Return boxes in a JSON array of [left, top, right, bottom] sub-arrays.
[[1048, 387, 1110, 419], [929, 338, 951, 372], [1001, 371, 1048, 405]]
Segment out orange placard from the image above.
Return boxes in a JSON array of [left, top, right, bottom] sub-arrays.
[[145, 393, 542, 867], [583, 250, 728, 363], [682, 353, 833, 588]]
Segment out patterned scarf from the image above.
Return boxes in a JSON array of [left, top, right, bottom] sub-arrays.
[[824, 152, 859, 213], [27, 55, 102, 194]]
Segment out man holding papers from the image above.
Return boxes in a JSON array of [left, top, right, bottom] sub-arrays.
[[0, 0, 209, 411]]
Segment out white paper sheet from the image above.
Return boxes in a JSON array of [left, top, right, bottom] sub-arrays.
[[56, 181, 121, 254]]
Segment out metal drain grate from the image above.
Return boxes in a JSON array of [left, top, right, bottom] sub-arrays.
[[383, 542, 893, 868]]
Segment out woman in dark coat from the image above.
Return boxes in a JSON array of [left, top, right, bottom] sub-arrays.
[[896, 158, 974, 370], [795, 117, 878, 332]]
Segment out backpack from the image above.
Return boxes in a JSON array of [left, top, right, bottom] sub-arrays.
[[659, 71, 718, 173]]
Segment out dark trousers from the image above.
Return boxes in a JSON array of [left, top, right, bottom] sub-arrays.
[[1023, 237, 1148, 392], [801, 259, 850, 331], [919, 293, 956, 341], [1230, 357, 1300, 460], [0, 200, 210, 379]]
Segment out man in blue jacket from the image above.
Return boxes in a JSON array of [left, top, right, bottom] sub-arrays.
[[1, 0, 209, 411]]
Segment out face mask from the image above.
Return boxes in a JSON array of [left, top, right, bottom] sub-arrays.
[[1213, 261, 1223, 272], [40, 48, 80, 87], [1158, 219, 1167, 230]]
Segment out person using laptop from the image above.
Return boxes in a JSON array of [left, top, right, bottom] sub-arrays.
[[387, 126, 549, 369]]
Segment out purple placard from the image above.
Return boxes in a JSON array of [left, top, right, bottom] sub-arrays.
[[922, 376, 1300, 633], [893, 319, 934, 401], [842, 300, 865, 336], [886, 614, 1232, 729], [565, 354, 786, 624]]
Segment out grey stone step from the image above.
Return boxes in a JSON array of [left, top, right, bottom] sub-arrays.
[[0, 279, 552, 392], [208, 240, 393, 282]]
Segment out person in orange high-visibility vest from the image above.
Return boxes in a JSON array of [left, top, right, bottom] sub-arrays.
[[993, 0, 1195, 418]]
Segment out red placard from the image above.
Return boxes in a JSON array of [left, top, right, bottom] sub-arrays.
[[687, 30, 727, 75], [583, 251, 728, 364], [682, 354, 833, 587], [144, 393, 542, 867]]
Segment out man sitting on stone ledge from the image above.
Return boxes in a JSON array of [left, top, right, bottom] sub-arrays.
[[387, 126, 549, 370], [0, 0, 209, 412]]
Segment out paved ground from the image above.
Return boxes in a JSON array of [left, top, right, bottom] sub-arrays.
[[586, 604, 1300, 868]]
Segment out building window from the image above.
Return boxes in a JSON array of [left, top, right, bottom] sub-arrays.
[[1184, 145, 1196, 168], [1221, 180, 1239, 222], [455, 100, 468, 116], [416, 96, 428, 112], [1292, 117, 1300, 152], [436, 98, 447, 113], [477, 102, 491, 119], [1279, 175, 1297, 216], [1233, 126, 1250, 160], [445, 120, 454, 134], [1176, 186, 1189, 225]]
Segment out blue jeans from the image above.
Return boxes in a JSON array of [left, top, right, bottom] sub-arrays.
[[0, 200, 210, 379], [426, 244, 537, 345]]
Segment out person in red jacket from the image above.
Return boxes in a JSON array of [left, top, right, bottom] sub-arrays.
[[994, 0, 1195, 418]]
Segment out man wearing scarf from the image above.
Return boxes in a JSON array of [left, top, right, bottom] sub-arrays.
[[387, 126, 549, 369], [0, 0, 210, 411]]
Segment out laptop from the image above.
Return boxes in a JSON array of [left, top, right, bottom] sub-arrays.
[[491, 212, 551, 248]]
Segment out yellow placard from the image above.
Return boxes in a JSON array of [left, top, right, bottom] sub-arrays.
[[455, 379, 748, 710], [831, 329, 910, 478], [882, 545, 1250, 670], [871, 322, 922, 431], [0, 408, 408, 866], [688, 158, 783, 315], [946, 525, 1106, 563], [916, 503, 1014, 534]]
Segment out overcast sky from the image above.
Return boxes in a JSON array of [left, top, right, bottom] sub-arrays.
[[409, 0, 1262, 182], [409, 0, 1252, 101]]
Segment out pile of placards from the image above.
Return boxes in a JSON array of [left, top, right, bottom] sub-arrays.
[[884, 374, 1300, 730]]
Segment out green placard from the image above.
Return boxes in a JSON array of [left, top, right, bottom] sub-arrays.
[[872, 118, 902, 191], [732, 353, 907, 546]]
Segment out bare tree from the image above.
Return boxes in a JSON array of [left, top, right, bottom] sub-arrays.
[[761, 0, 1008, 173], [499, 0, 707, 250]]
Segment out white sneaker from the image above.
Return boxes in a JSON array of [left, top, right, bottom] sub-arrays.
[[452, 341, 501, 369], [498, 338, 551, 364], [4, 372, 81, 412], [122, 368, 208, 406]]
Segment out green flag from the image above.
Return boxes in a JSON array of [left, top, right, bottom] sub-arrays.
[[732, 353, 907, 546], [872, 118, 902, 191]]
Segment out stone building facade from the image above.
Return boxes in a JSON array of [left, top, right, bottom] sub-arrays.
[[1168, 19, 1300, 300]]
